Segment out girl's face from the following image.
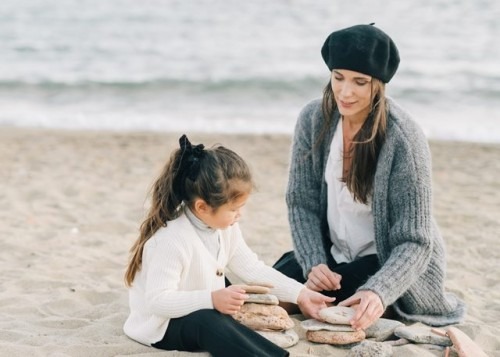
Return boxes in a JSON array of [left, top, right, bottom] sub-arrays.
[[331, 69, 373, 122], [199, 193, 249, 229]]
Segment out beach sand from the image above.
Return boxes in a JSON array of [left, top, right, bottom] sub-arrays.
[[0, 128, 499, 356]]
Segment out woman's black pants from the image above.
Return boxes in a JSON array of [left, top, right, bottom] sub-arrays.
[[272, 251, 379, 302]]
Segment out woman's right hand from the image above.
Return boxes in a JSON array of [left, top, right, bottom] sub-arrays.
[[297, 287, 336, 320], [306, 264, 342, 292], [211, 285, 248, 315]]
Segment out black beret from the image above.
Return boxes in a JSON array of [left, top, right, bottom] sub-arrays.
[[321, 24, 400, 83]]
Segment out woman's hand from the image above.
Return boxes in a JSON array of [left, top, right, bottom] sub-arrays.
[[211, 285, 248, 315], [338, 290, 384, 330], [305, 264, 342, 292], [297, 287, 335, 320]]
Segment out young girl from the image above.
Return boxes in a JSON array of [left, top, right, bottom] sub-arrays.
[[123, 135, 333, 357]]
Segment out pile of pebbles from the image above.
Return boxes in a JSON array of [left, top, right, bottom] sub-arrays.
[[232, 283, 299, 348]]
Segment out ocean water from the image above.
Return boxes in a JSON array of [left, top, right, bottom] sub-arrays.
[[1, 0, 499, 142]]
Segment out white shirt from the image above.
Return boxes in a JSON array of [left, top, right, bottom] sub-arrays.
[[324, 119, 377, 264]]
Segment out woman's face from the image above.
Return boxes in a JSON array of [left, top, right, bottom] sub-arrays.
[[331, 69, 373, 122]]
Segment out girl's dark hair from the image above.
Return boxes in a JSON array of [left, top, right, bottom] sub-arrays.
[[124, 135, 253, 286], [319, 78, 387, 204]]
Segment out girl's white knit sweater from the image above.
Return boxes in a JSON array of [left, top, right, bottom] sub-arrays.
[[123, 212, 305, 346]]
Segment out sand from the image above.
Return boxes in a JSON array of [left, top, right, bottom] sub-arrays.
[[0, 128, 499, 357]]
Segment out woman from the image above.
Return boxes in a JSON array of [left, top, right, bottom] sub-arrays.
[[273, 24, 465, 330]]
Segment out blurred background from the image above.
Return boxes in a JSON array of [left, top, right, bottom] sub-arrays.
[[1, 0, 499, 142]]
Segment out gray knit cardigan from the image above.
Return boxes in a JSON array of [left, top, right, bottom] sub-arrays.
[[286, 97, 465, 326]]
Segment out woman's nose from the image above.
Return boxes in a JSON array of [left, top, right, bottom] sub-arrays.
[[340, 82, 354, 97]]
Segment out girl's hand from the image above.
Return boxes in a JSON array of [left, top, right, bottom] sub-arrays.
[[297, 288, 335, 320], [305, 264, 342, 292], [338, 290, 384, 330], [211, 285, 248, 315]]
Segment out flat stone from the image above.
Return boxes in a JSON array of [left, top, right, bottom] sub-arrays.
[[318, 306, 356, 325], [306, 329, 366, 345], [384, 338, 410, 346], [233, 284, 270, 294], [233, 303, 294, 331], [257, 329, 299, 348], [247, 281, 275, 289], [446, 326, 489, 357], [416, 344, 446, 351], [394, 322, 452, 346], [364, 318, 404, 341], [347, 340, 393, 357], [245, 293, 279, 305], [301, 319, 356, 332]]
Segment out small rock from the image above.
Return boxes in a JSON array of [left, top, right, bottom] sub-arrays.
[[306, 329, 366, 345], [394, 322, 452, 346], [365, 318, 404, 341], [234, 284, 271, 294], [301, 319, 355, 332], [245, 293, 279, 305], [233, 303, 294, 331], [416, 344, 446, 351], [347, 340, 393, 357], [257, 329, 299, 348], [318, 306, 356, 325], [247, 281, 274, 289], [384, 338, 410, 346]]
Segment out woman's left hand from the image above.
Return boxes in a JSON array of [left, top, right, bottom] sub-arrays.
[[338, 290, 384, 330]]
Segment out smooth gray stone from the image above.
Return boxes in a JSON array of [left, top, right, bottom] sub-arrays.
[[257, 329, 299, 348], [301, 319, 356, 332], [365, 318, 404, 341], [394, 322, 452, 346], [347, 340, 393, 357], [318, 306, 356, 325], [417, 344, 446, 351], [384, 338, 410, 346], [245, 293, 279, 305]]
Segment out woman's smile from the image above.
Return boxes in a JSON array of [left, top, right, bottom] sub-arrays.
[[338, 100, 356, 109]]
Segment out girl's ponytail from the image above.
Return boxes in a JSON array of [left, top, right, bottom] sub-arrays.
[[124, 136, 194, 286]]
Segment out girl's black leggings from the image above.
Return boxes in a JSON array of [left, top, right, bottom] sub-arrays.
[[152, 309, 289, 357]]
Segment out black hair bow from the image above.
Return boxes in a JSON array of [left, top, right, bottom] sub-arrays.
[[178, 134, 205, 181]]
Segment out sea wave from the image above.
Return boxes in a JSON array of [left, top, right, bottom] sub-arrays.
[[0, 77, 322, 95], [1, 75, 499, 107]]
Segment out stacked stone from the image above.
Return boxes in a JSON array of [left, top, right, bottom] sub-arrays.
[[232, 283, 299, 348], [301, 306, 366, 347]]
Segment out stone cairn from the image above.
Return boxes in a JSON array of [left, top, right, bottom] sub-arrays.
[[301, 306, 366, 347], [232, 283, 299, 348]]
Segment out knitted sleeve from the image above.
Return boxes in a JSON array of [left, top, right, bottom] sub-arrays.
[[359, 120, 434, 307], [286, 100, 330, 278]]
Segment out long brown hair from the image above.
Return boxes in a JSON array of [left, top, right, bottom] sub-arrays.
[[320, 78, 387, 204], [124, 136, 253, 287]]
